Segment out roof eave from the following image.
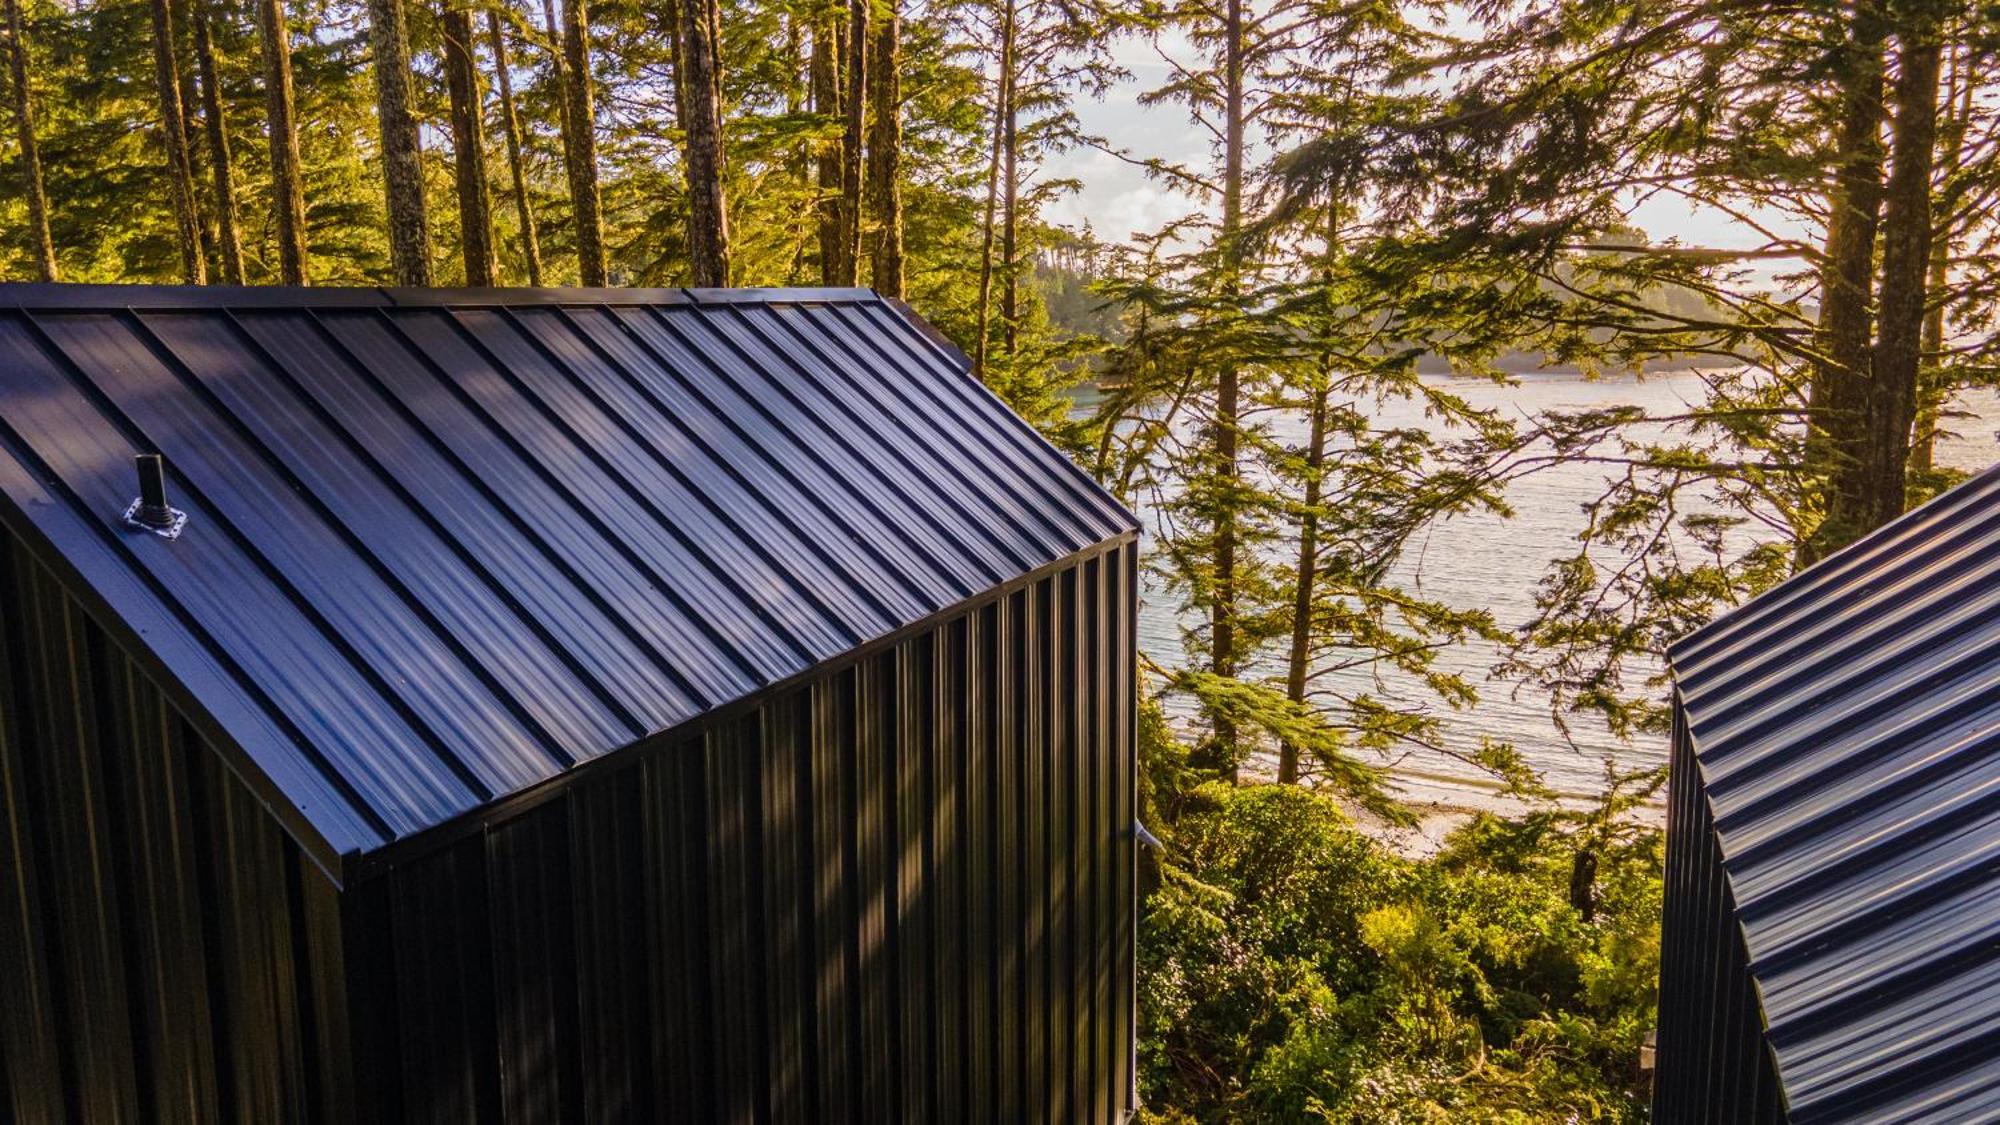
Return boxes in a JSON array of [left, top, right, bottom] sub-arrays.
[[340, 526, 1141, 885], [0, 488, 359, 888]]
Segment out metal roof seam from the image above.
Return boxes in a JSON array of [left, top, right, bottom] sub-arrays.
[[609, 303, 959, 612], [1672, 465, 2000, 668], [120, 310, 593, 772], [361, 306, 745, 707], [196, 307, 655, 741], [536, 303, 871, 654], [1672, 464, 2000, 1122], [278, 306, 711, 722], [1680, 528, 2000, 714], [563, 306, 904, 636], [760, 303, 1083, 557], [642, 306, 982, 600], [16, 310, 511, 806], [665, 304, 1004, 594], [561, 306, 902, 641], [467, 304, 822, 674], [725, 304, 1056, 573], [848, 301, 1138, 532], [0, 412, 391, 853]]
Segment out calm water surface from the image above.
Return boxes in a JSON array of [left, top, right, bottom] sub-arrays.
[[1089, 371, 2000, 808]]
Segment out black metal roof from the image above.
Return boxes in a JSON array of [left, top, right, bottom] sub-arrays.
[[0, 284, 1137, 878], [1670, 464, 2000, 1124]]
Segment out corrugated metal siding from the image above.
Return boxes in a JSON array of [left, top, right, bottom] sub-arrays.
[[340, 537, 1139, 1124], [1664, 464, 2000, 1123], [1652, 705, 1785, 1125], [0, 529, 351, 1122], [0, 285, 1137, 874]]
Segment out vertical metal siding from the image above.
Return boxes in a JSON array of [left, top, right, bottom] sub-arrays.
[[930, 618, 966, 1121], [964, 602, 997, 1123], [895, 635, 934, 1124], [487, 807, 583, 1123], [567, 777, 650, 1118], [998, 586, 1026, 1122], [759, 696, 815, 1123], [0, 529, 351, 1123], [339, 538, 1137, 1122], [1022, 579, 1048, 1120], [1117, 542, 1139, 1116], [1653, 702, 1786, 1125]]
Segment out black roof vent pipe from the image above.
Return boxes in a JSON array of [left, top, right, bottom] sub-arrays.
[[125, 453, 187, 539]]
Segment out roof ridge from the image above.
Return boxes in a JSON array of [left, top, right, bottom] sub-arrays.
[[0, 282, 884, 310]]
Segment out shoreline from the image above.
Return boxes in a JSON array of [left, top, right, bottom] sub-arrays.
[[1346, 800, 1480, 860], [1234, 747, 1666, 861]]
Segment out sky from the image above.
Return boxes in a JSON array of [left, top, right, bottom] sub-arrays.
[[1040, 41, 1211, 246], [1038, 36, 1812, 259]]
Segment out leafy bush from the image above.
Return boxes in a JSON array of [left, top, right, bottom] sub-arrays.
[[1138, 757, 1661, 1122]]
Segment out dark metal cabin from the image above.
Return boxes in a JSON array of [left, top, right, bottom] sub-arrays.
[[1655, 465, 2000, 1124], [0, 284, 1140, 1123]]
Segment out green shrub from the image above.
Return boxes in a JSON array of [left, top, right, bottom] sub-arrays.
[[1138, 773, 1659, 1123]]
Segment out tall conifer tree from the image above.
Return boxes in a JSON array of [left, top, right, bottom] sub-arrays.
[[837, 0, 865, 282], [865, 0, 902, 296], [149, 0, 206, 282], [257, 0, 309, 283], [3, 0, 56, 280], [972, 0, 1013, 378], [678, 0, 730, 285], [811, 2, 845, 284], [187, 0, 243, 282], [557, 0, 607, 284], [366, 0, 430, 284], [487, 7, 542, 285], [442, 0, 496, 285]]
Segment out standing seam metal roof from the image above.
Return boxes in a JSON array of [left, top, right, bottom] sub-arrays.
[[0, 285, 1137, 877], [1670, 463, 2000, 1124]]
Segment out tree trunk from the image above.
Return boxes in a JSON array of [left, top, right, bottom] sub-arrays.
[[1909, 36, 1970, 481], [837, 0, 865, 284], [782, 12, 810, 279], [173, 0, 219, 276], [365, 0, 430, 285], [150, 0, 207, 283], [1909, 244, 1948, 473], [3, 0, 56, 280], [556, 0, 607, 284], [1278, 371, 1329, 786], [487, 9, 542, 285], [810, 5, 844, 284], [540, 0, 572, 141], [663, 0, 691, 168], [441, 0, 496, 286], [257, 0, 309, 284], [677, 0, 731, 286], [999, 41, 1018, 361], [187, 0, 244, 282], [1805, 1, 1886, 561], [972, 0, 1012, 380], [1866, 9, 1943, 523], [1569, 849, 1598, 922], [865, 0, 902, 296], [1206, 0, 1245, 776]]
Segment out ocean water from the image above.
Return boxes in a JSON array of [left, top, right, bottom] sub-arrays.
[[1095, 370, 2000, 809]]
